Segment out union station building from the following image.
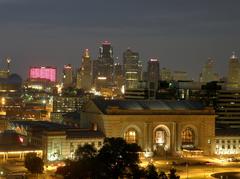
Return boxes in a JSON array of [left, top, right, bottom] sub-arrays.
[[81, 99, 216, 156]]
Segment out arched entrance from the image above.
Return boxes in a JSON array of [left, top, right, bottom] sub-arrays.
[[153, 125, 170, 157], [181, 127, 196, 149]]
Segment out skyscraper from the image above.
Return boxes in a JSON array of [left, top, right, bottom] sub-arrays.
[[160, 68, 172, 81], [76, 49, 92, 90], [199, 58, 219, 83], [147, 58, 160, 98], [114, 63, 124, 89], [93, 41, 114, 90], [227, 52, 240, 89], [123, 49, 140, 89], [62, 64, 73, 88]]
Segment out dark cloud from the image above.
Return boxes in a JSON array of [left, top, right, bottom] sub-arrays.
[[0, 0, 240, 79]]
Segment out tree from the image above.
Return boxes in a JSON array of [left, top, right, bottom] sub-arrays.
[[97, 137, 142, 178], [55, 137, 142, 178], [145, 164, 159, 179], [24, 152, 44, 174], [159, 171, 168, 179], [75, 143, 97, 160], [168, 168, 180, 179]]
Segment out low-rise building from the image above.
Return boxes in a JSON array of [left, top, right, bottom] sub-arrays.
[[9, 121, 104, 161], [215, 129, 240, 155]]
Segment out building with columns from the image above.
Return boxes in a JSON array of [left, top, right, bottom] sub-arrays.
[[81, 99, 216, 157]]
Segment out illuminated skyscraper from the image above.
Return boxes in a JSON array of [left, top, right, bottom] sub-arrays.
[[92, 41, 114, 90], [114, 63, 124, 89], [123, 49, 140, 89], [147, 58, 160, 98], [62, 64, 73, 88], [227, 52, 240, 89], [199, 58, 219, 83], [29, 66, 56, 82], [77, 49, 92, 90], [160, 68, 172, 81]]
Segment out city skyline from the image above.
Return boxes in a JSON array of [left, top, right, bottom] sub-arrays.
[[0, 0, 240, 79]]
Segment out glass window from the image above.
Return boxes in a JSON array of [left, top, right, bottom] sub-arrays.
[[155, 129, 166, 145], [181, 127, 195, 145], [124, 129, 137, 144]]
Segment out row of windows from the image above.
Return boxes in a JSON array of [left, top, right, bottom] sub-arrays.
[[216, 144, 240, 149], [124, 127, 195, 146], [216, 139, 240, 144]]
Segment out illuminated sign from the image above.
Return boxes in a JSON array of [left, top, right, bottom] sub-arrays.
[[150, 59, 158, 62], [29, 66, 57, 82]]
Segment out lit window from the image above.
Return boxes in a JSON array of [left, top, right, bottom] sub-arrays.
[[181, 127, 195, 145], [124, 129, 137, 144], [155, 129, 166, 145]]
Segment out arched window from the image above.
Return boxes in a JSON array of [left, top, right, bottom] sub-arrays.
[[124, 129, 137, 144], [155, 128, 167, 145], [181, 127, 195, 145]]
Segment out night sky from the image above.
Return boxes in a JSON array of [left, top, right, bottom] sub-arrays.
[[0, 0, 240, 80]]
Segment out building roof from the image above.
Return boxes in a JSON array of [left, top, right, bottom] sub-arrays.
[[91, 99, 212, 115], [9, 120, 104, 139], [10, 120, 70, 131], [66, 129, 105, 139], [0, 130, 41, 152]]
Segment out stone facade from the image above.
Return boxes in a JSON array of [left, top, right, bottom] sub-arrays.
[[81, 99, 216, 156]]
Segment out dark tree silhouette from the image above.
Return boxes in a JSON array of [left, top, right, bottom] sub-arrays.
[[145, 164, 159, 179], [168, 168, 180, 179], [75, 143, 97, 160], [56, 137, 142, 179], [97, 137, 142, 178], [24, 152, 44, 174], [159, 171, 168, 179]]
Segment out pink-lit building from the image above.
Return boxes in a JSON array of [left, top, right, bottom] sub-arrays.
[[29, 66, 57, 82]]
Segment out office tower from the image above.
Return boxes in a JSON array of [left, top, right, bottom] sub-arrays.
[[147, 59, 160, 99], [227, 52, 240, 89], [160, 68, 172, 81], [123, 49, 140, 89], [173, 71, 189, 81], [98, 41, 114, 83], [199, 58, 219, 83], [114, 63, 124, 89], [29, 66, 57, 82], [216, 90, 240, 129], [92, 41, 114, 90], [62, 64, 73, 88], [76, 49, 92, 91]]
